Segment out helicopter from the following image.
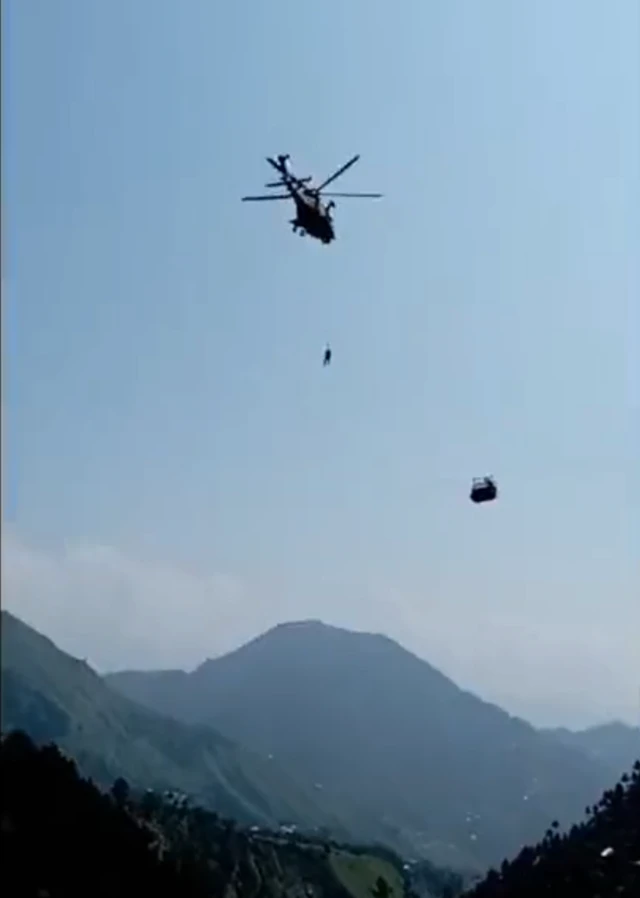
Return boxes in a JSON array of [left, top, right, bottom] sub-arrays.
[[241, 154, 382, 244]]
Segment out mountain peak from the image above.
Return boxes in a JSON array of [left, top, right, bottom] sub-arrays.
[[107, 617, 615, 868], [272, 619, 327, 630], [263, 617, 428, 654], [204, 617, 439, 684], [262, 618, 389, 638]]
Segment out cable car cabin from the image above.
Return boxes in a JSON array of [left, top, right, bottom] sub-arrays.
[[470, 477, 498, 504]]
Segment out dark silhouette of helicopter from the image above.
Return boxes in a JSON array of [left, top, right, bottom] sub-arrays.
[[242, 154, 382, 244], [470, 476, 498, 504], [323, 344, 332, 366]]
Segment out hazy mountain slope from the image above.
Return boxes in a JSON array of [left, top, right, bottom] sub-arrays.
[[542, 722, 640, 778], [0, 612, 348, 836], [106, 620, 613, 869]]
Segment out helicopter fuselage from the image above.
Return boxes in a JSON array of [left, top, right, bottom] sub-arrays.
[[289, 188, 334, 244]]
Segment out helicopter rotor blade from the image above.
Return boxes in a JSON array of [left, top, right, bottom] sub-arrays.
[[316, 154, 360, 192], [265, 176, 311, 188], [320, 192, 383, 198], [241, 194, 291, 202]]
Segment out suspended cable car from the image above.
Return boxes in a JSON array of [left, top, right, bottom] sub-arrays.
[[470, 476, 498, 504]]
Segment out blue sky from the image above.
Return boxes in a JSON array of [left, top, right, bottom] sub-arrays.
[[3, 0, 638, 727]]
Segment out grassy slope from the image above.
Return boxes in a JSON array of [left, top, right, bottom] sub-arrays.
[[330, 851, 404, 898], [0, 611, 348, 835], [241, 840, 407, 898]]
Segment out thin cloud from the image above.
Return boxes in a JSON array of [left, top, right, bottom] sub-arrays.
[[2, 530, 268, 672]]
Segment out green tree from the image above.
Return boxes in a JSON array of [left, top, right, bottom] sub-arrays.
[[371, 875, 392, 898], [111, 776, 130, 807]]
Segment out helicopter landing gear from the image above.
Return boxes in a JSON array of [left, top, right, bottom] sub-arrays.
[[290, 220, 306, 236]]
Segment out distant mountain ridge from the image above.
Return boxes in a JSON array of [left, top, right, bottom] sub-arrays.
[[0, 611, 349, 836], [542, 721, 640, 779], [106, 618, 615, 870]]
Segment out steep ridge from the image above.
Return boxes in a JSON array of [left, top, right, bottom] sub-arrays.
[[0, 611, 349, 836], [107, 619, 614, 868]]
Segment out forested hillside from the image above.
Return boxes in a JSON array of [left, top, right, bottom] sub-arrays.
[[1, 730, 457, 898], [2, 730, 638, 898], [465, 759, 640, 897]]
